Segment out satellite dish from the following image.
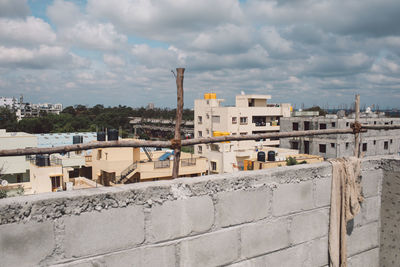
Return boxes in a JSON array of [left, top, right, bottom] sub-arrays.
[[1, 179, 8, 186]]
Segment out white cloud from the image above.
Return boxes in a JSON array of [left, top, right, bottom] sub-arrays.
[[59, 21, 127, 50], [0, 16, 56, 46], [0, 0, 29, 18], [103, 54, 125, 66]]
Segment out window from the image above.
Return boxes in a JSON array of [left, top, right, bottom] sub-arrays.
[[346, 143, 349, 149], [211, 161, 217, 171], [240, 132, 248, 135], [374, 121, 377, 125], [320, 123, 327, 130], [384, 141, 388, 150], [373, 140, 376, 145], [212, 115, 220, 123], [390, 139, 393, 144], [50, 176, 61, 190], [97, 149, 102, 160], [240, 117, 248, 124], [232, 117, 237, 124], [362, 143, 367, 152], [293, 122, 299, 131], [346, 122, 350, 127], [291, 141, 299, 149], [211, 144, 219, 151], [391, 121, 393, 125], [197, 116, 202, 124], [319, 144, 326, 153], [331, 122, 336, 127], [198, 131, 202, 137], [331, 143, 335, 148], [304, 121, 310, 130], [198, 146, 203, 154], [206, 129, 210, 135], [206, 113, 210, 119]]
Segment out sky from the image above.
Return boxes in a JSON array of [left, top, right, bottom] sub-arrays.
[[0, 0, 400, 109]]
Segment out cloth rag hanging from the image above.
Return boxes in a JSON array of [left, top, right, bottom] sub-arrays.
[[328, 157, 364, 267]]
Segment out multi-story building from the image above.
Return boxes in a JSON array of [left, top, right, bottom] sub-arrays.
[[0, 97, 18, 109], [280, 112, 400, 159], [194, 93, 291, 173]]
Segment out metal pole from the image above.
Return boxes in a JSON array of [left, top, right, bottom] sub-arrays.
[[354, 94, 360, 157]]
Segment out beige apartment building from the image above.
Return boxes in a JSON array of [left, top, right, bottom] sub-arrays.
[[194, 93, 291, 173], [87, 141, 208, 184]]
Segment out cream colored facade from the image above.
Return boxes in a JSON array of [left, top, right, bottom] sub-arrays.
[[89, 142, 208, 184], [0, 129, 37, 183], [194, 94, 291, 173]]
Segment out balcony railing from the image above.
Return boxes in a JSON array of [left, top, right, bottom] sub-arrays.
[[154, 160, 170, 169], [181, 158, 196, 167]]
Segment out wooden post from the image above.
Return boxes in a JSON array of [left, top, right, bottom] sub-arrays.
[[354, 94, 360, 157], [172, 68, 185, 179]]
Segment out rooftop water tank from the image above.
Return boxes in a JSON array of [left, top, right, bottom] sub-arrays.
[[97, 132, 106, 141], [267, 151, 276, 162], [257, 151, 266, 162], [107, 129, 118, 141]]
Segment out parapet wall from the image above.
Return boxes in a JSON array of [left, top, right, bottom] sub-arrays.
[[0, 157, 394, 267]]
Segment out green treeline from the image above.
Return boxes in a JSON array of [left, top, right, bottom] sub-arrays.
[[0, 105, 194, 135]]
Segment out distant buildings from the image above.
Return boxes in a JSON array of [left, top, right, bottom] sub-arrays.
[[280, 112, 400, 158], [194, 93, 292, 173], [0, 95, 63, 120]]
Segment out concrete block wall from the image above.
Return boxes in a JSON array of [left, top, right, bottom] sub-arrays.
[[0, 157, 392, 267]]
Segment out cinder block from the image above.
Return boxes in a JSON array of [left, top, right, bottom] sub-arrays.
[[64, 206, 144, 258], [215, 188, 271, 227], [348, 247, 379, 267], [315, 178, 332, 207], [273, 181, 313, 216], [290, 209, 329, 244], [361, 169, 382, 197], [311, 237, 328, 267], [234, 243, 311, 267], [0, 221, 55, 267], [104, 245, 176, 267], [347, 222, 379, 257], [148, 196, 214, 242], [179, 229, 239, 267], [363, 196, 381, 223], [241, 218, 289, 258]]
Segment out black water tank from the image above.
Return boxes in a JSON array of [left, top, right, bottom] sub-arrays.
[[73, 135, 83, 144], [257, 151, 266, 162], [36, 155, 50, 166], [97, 132, 106, 141], [107, 129, 119, 141], [268, 151, 276, 161]]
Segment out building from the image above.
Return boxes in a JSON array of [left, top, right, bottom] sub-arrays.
[[280, 113, 400, 158], [0, 97, 18, 109], [0, 129, 37, 183], [194, 93, 291, 173], [87, 142, 208, 184]]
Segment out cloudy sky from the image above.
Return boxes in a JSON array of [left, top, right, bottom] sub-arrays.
[[0, 0, 400, 109]]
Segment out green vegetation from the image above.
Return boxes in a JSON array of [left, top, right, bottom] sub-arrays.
[[304, 106, 327, 116], [286, 157, 307, 166], [0, 105, 194, 137]]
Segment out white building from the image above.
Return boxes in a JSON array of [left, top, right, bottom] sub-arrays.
[[0, 129, 37, 183], [0, 97, 18, 109], [194, 93, 291, 173]]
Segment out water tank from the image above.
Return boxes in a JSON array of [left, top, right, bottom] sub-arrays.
[[73, 135, 83, 144], [107, 129, 119, 141], [97, 132, 106, 141], [257, 151, 266, 162], [36, 155, 50, 167], [267, 151, 276, 162]]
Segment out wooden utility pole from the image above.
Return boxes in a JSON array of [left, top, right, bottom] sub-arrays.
[[354, 94, 360, 157], [172, 68, 185, 178]]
